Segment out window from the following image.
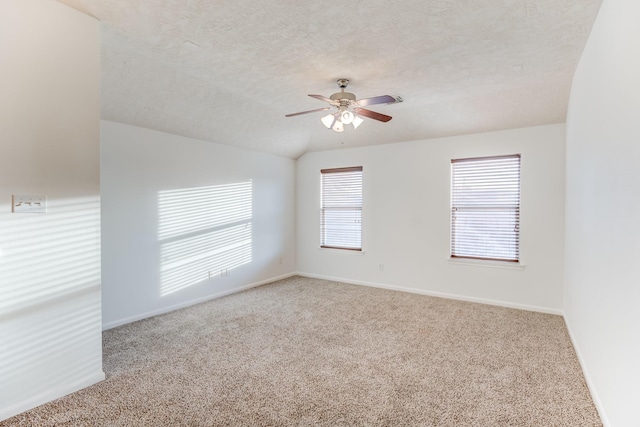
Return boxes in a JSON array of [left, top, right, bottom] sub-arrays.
[[320, 166, 363, 251], [451, 154, 521, 262]]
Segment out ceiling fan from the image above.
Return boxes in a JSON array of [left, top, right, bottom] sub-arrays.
[[286, 79, 403, 132]]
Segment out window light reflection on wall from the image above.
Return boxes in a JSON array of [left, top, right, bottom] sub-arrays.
[[157, 181, 253, 296]]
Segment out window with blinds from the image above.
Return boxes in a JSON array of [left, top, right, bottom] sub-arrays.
[[451, 154, 521, 262], [320, 166, 363, 251]]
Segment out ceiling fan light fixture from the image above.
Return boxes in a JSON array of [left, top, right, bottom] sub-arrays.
[[340, 110, 355, 124], [332, 120, 344, 132], [352, 116, 364, 129], [320, 114, 335, 129]]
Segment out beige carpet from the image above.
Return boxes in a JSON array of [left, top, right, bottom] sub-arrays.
[[3, 276, 601, 426]]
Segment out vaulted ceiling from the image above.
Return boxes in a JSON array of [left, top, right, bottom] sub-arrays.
[[57, 0, 601, 159]]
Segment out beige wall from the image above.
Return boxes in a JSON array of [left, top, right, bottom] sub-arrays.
[[0, 0, 103, 420], [100, 121, 297, 328], [565, 0, 640, 425], [297, 124, 566, 313]]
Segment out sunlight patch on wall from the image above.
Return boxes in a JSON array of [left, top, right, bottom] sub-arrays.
[[158, 181, 252, 296], [1, 293, 102, 406], [0, 196, 101, 317], [0, 196, 103, 410]]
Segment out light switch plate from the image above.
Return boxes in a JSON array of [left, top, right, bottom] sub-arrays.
[[12, 195, 47, 213]]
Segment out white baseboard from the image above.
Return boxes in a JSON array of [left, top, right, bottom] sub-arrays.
[[295, 272, 564, 316], [102, 272, 297, 330], [564, 317, 610, 427], [0, 370, 105, 422]]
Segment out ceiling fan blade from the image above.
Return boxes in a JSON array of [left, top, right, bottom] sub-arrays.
[[285, 107, 331, 117], [354, 108, 392, 123], [356, 95, 403, 107], [308, 94, 339, 105]]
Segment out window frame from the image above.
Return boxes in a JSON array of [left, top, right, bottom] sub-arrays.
[[450, 154, 521, 263], [320, 166, 363, 252]]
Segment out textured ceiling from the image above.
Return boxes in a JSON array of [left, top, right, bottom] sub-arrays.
[[57, 0, 601, 159]]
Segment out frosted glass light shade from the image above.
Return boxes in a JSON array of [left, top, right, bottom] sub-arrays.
[[352, 116, 364, 129], [321, 111, 362, 132], [341, 110, 354, 124], [320, 114, 335, 129]]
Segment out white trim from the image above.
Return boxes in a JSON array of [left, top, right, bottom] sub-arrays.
[[447, 258, 526, 270], [295, 272, 563, 316], [0, 371, 105, 422], [318, 248, 365, 256], [564, 317, 610, 427], [102, 272, 297, 330]]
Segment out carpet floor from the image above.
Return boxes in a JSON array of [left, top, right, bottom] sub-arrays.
[[3, 276, 601, 426]]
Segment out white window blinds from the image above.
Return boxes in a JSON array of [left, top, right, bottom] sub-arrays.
[[451, 154, 521, 262], [320, 166, 363, 251]]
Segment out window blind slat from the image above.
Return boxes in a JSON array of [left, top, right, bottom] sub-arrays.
[[451, 154, 520, 262]]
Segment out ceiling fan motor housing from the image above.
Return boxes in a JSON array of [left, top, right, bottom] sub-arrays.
[[331, 78, 356, 103], [330, 92, 356, 104]]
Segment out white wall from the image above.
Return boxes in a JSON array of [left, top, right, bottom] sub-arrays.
[[100, 121, 296, 328], [564, 0, 640, 425], [297, 124, 566, 313], [0, 0, 103, 421]]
